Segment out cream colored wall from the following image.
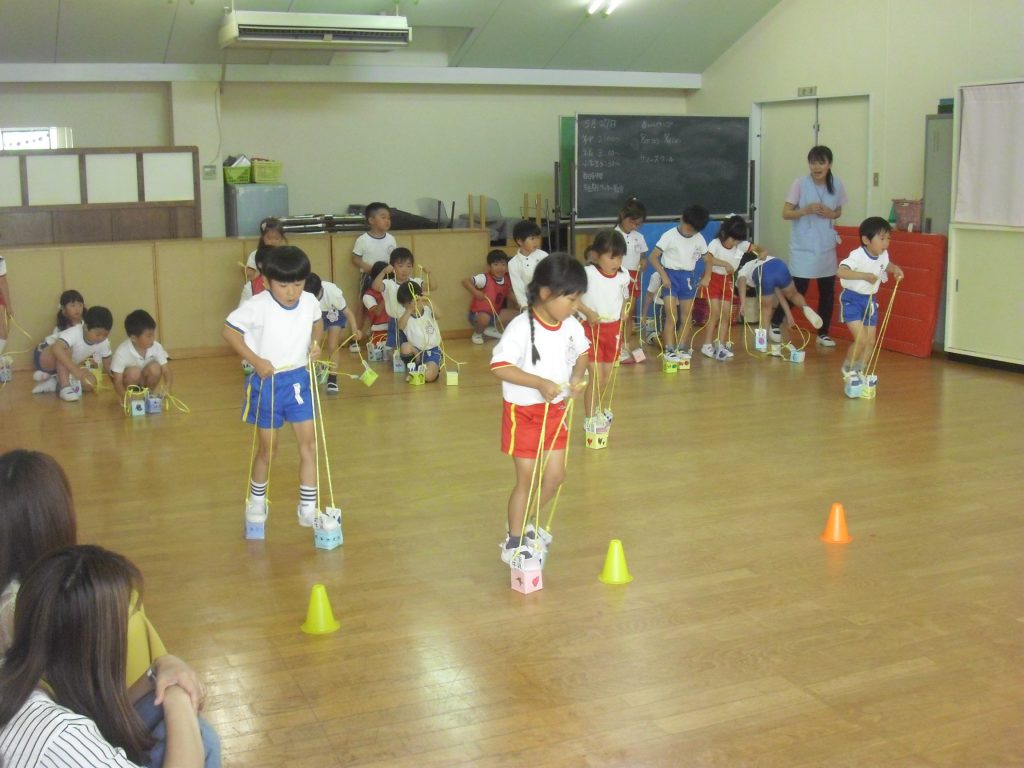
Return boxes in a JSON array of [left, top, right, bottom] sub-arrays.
[[213, 83, 686, 224], [687, 0, 1024, 213], [0, 82, 171, 147], [171, 82, 225, 239]]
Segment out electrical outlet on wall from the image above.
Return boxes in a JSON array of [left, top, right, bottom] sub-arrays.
[[202, 164, 218, 181], [797, 86, 817, 97], [873, 172, 880, 187]]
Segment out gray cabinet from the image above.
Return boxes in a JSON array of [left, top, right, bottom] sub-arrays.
[[224, 183, 288, 237]]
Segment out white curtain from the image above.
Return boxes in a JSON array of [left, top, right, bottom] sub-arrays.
[[954, 82, 1024, 227]]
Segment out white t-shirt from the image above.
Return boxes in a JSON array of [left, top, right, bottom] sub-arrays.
[[839, 246, 890, 295], [582, 264, 631, 321], [53, 325, 112, 365], [615, 226, 649, 272], [0, 689, 141, 768], [403, 306, 442, 351], [490, 311, 590, 406], [225, 290, 321, 370], [736, 255, 777, 286], [654, 228, 707, 271], [245, 248, 258, 271], [508, 249, 549, 308], [361, 292, 388, 330], [382, 277, 423, 319], [353, 232, 397, 267], [317, 281, 348, 315], [110, 339, 169, 374], [471, 273, 510, 291], [706, 238, 750, 276]]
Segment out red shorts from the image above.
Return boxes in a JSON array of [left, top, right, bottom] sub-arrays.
[[627, 269, 642, 300], [502, 401, 569, 458], [706, 272, 734, 302], [584, 321, 621, 363]]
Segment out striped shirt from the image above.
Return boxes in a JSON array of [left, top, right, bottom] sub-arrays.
[[0, 690, 140, 767]]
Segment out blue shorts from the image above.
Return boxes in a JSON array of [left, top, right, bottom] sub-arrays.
[[419, 347, 443, 366], [33, 344, 57, 374], [386, 318, 409, 348], [242, 366, 314, 429], [664, 268, 698, 300], [322, 309, 347, 330], [749, 259, 793, 295], [840, 290, 877, 327], [467, 310, 496, 326]]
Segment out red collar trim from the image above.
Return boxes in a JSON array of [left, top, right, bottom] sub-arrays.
[[532, 311, 561, 330], [597, 267, 620, 278]]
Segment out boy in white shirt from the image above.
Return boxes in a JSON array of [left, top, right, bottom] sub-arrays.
[[615, 200, 649, 363], [305, 272, 361, 394], [736, 250, 824, 341], [110, 309, 172, 399], [648, 205, 710, 362], [837, 216, 904, 383], [507, 219, 548, 309], [32, 306, 113, 402], [351, 202, 396, 349], [396, 281, 443, 383], [223, 246, 324, 531], [372, 248, 435, 349], [700, 215, 751, 361]]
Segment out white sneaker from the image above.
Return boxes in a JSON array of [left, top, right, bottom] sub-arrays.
[[677, 347, 692, 361], [715, 346, 732, 361], [700, 343, 716, 359], [483, 326, 502, 340], [769, 326, 783, 343], [500, 540, 543, 571], [619, 348, 631, 363], [297, 504, 316, 528], [245, 499, 267, 523], [32, 376, 58, 394], [526, 524, 553, 551], [471, 332, 484, 345], [663, 350, 681, 362], [59, 386, 80, 402], [802, 305, 824, 329], [725, 341, 734, 352], [32, 370, 50, 382], [816, 335, 837, 348]]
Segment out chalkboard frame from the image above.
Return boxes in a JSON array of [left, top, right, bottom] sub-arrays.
[[573, 113, 750, 222]]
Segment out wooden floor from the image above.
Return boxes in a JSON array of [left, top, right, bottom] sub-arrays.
[[2, 334, 1023, 767]]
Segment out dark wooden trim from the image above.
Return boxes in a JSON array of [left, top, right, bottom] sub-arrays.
[[0, 201, 196, 213], [78, 154, 88, 204], [1, 146, 197, 157], [18, 156, 28, 206], [137, 152, 146, 203]]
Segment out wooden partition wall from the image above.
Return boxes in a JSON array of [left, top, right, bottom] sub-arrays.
[[1, 228, 490, 367]]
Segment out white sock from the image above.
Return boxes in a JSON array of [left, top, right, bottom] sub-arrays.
[[0, 338, 6, 354]]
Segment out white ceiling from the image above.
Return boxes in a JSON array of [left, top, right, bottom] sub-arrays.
[[0, 0, 783, 74]]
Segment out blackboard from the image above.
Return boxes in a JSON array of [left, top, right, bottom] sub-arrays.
[[574, 114, 749, 221]]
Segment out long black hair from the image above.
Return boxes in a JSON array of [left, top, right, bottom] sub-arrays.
[[525, 254, 587, 364], [55, 289, 85, 331], [808, 145, 835, 195]]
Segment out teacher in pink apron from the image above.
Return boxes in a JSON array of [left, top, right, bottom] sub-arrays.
[[772, 145, 847, 346]]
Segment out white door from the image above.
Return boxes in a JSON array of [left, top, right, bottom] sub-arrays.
[[756, 96, 869, 261]]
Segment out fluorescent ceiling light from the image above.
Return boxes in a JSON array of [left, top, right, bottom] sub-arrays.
[[605, 0, 625, 14], [587, 1, 604, 14]]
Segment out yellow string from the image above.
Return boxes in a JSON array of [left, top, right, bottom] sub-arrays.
[[541, 399, 574, 534], [243, 371, 273, 514], [484, 296, 507, 334], [121, 385, 148, 415], [865, 278, 901, 377], [163, 394, 191, 413], [687, 284, 711, 350], [1, 311, 38, 356]]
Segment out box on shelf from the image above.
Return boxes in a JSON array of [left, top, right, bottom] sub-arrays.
[[892, 199, 923, 231], [252, 160, 283, 184], [223, 166, 251, 184]]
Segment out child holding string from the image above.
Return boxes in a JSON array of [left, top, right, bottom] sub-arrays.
[[578, 229, 630, 430], [700, 215, 751, 361], [490, 254, 590, 572], [614, 198, 648, 363]]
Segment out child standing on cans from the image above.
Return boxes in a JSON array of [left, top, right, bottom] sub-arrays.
[[110, 309, 173, 399], [837, 216, 904, 381], [700, 216, 751, 361], [648, 205, 710, 362], [578, 229, 630, 429], [736, 250, 824, 339], [507, 219, 548, 310], [614, 198, 648, 363], [0, 253, 10, 357], [32, 306, 113, 402], [361, 262, 390, 359], [464, 249, 516, 344], [223, 246, 324, 530], [491, 254, 590, 572], [397, 282, 442, 383], [304, 272, 360, 394]]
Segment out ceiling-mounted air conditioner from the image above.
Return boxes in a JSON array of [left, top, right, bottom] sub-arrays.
[[219, 11, 411, 51]]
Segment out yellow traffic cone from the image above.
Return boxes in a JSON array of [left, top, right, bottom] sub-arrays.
[[598, 539, 633, 584], [300, 583, 340, 635]]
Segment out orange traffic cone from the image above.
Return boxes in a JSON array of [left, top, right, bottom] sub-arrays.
[[820, 502, 852, 544]]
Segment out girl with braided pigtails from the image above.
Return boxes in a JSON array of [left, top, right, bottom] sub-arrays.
[[490, 255, 590, 573]]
